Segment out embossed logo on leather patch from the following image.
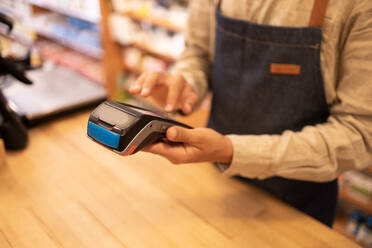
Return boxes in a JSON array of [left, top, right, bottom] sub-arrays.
[[270, 64, 301, 76]]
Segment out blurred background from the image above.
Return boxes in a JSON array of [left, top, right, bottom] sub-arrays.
[[1, 0, 372, 247]]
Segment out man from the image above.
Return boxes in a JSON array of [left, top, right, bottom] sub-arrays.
[[130, 0, 372, 227]]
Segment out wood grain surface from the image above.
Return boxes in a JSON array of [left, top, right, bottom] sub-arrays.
[[1, 110, 360, 248]]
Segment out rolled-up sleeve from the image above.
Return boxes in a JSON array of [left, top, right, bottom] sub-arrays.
[[172, 0, 211, 102], [223, 5, 372, 182]]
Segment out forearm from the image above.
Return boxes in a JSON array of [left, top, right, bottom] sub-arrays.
[[223, 114, 372, 182]]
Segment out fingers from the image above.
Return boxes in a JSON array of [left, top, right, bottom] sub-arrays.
[[141, 72, 159, 97], [143, 127, 229, 164], [143, 142, 187, 163], [165, 75, 185, 112], [142, 142, 165, 153], [181, 88, 199, 114], [129, 73, 147, 94], [166, 126, 200, 145], [130, 72, 163, 96], [130, 72, 198, 114]]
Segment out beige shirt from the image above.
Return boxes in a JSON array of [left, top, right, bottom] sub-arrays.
[[172, 0, 372, 182]]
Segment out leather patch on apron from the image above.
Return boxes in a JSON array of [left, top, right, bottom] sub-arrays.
[[270, 63, 301, 76]]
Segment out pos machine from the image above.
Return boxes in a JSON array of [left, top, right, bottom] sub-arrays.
[[87, 101, 191, 156]]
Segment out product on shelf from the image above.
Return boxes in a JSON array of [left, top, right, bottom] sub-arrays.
[[0, 37, 28, 58], [356, 217, 372, 247], [30, 12, 102, 58], [142, 55, 167, 72], [123, 47, 168, 74], [110, 13, 185, 59], [0, 2, 40, 68], [0, 0, 29, 20], [341, 171, 372, 204], [109, 0, 187, 62], [346, 211, 372, 247], [29, 47, 42, 68], [123, 47, 143, 70], [36, 40, 103, 84], [0, 1, 36, 46], [347, 211, 364, 236], [26, 0, 101, 23], [111, 0, 188, 29]]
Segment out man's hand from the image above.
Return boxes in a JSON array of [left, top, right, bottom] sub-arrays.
[[129, 72, 199, 115], [143, 126, 233, 164]]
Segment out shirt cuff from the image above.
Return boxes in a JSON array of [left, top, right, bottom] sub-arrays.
[[222, 135, 276, 179]]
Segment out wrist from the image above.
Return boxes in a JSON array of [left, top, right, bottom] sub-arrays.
[[218, 136, 233, 164]]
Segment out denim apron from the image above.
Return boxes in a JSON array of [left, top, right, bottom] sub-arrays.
[[209, 0, 338, 227]]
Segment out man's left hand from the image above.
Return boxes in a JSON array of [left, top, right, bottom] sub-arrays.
[[143, 127, 233, 164]]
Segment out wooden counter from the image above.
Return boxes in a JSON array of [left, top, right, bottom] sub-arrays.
[[0, 111, 361, 248]]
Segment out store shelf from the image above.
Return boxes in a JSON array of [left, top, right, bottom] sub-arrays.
[[132, 42, 177, 62], [116, 40, 177, 62], [339, 188, 372, 215], [0, 5, 18, 18], [26, 0, 100, 24], [110, 16, 178, 62], [122, 11, 184, 32], [100, 0, 188, 99], [35, 30, 102, 60]]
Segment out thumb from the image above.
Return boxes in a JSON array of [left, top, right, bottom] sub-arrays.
[[166, 126, 198, 144]]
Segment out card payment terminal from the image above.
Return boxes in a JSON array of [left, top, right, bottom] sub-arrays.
[[87, 100, 191, 156]]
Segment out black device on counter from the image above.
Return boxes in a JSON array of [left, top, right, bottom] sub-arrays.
[[0, 12, 31, 150], [0, 56, 31, 150], [0, 90, 28, 150], [87, 100, 192, 156]]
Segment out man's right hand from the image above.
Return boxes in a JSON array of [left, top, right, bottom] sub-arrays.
[[129, 72, 199, 115]]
